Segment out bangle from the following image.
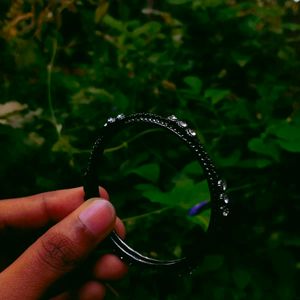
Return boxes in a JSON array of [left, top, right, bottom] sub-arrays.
[[83, 113, 229, 271]]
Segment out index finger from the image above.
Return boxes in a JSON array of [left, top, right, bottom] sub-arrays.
[[0, 187, 109, 230]]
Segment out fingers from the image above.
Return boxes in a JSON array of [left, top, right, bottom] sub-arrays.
[[78, 281, 106, 300], [94, 254, 128, 280], [115, 217, 126, 239], [0, 187, 108, 230], [92, 218, 128, 280], [52, 281, 106, 300], [0, 198, 116, 299]]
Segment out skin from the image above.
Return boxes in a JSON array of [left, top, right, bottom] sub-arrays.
[[0, 187, 128, 300]]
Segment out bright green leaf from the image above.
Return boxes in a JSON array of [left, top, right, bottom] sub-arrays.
[[135, 179, 209, 209], [135, 184, 171, 205], [128, 163, 160, 182], [170, 178, 210, 209]]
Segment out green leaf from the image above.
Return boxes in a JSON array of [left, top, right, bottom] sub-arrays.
[[204, 88, 230, 104], [183, 76, 202, 94], [187, 209, 210, 231], [135, 184, 171, 205], [114, 91, 129, 110], [231, 52, 251, 67], [135, 179, 210, 231], [182, 161, 203, 176], [193, 0, 226, 9], [95, 1, 109, 23], [135, 179, 210, 209], [277, 139, 300, 153], [102, 14, 125, 32], [272, 123, 300, 153], [274, 123, 300, 140], [167, 0, 192, 5], [278, 46, 296, 61], [128, 163, 160, 182], [171, 178, 210, 208], [233, 269, 251, 290], [173, 245, 182, 258], [248, 137, 280, 161], [256, 159, 272, 168], [200, 255, 224, 272], [52, 135, 75, 153], [217, 149, 241, 167], [282, 23, 300, 32], [238, 159, 272, 168], [132, 22, 162, 37]]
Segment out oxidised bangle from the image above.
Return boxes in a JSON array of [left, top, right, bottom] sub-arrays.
[[83, 113, 229, 271]]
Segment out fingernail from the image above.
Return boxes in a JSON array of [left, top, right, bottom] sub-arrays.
[[79, 199, 115, 236]]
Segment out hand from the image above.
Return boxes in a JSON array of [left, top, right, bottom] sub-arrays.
[[0, 187, 128, 299]]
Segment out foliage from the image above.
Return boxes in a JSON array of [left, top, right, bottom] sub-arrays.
[[0, 0, 299, 299]]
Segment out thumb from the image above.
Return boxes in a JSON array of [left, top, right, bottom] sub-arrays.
[[0, 198, 116, 299]]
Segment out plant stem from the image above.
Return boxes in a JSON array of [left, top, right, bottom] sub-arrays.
[[122, 207, 170, 223], [47, 38, 60, 137], [122, 183, 255, 222], [103, 128, 162, 153]]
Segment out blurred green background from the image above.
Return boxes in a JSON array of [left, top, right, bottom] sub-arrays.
[[0, 0, 299, 299]]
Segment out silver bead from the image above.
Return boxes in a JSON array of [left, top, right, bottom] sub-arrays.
[[220, 193, 229, 204], [224, 194, 229, 204], [116, 113, 125, 120], [107, 117, 115, 123], [177, 121, 188, 128], [222, 208, 229, 217], [218, 179, 227, 191], [186, 128, 197, 137], [167, 115, 178, 121]]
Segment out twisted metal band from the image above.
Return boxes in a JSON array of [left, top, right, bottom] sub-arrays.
[[83, 113, 229, 269]]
